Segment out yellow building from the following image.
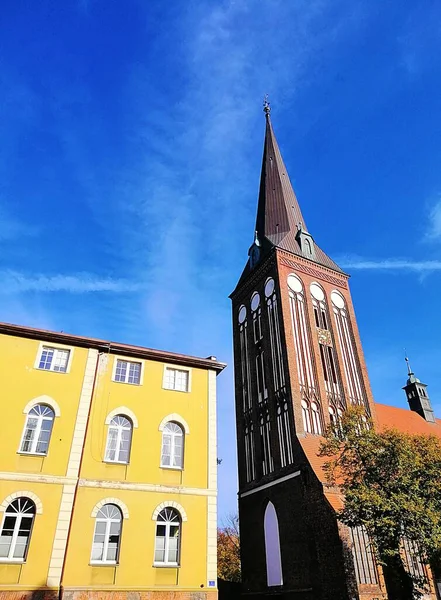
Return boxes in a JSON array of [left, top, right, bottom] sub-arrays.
[[0, 322, 225, 600]]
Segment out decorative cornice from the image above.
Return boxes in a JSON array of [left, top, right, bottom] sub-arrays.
[[230, 251, 277, 302], [78, 479, 216, 496], [279, 253, 348, 288]]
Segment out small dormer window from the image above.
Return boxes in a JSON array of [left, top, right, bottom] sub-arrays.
[[295, 225, 316, 259]]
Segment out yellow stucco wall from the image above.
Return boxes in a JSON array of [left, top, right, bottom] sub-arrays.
[[63, 487, 209, 590], [0, 330, 217, 595], [0, 334, 89, 477], [0, 481, 63, 589], [80, 355, 209, 489]]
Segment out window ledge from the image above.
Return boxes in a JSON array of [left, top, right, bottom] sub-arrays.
[[103, 460, 129, 465], [112, 380, 141, 386], [162, 388, 189, 394], [0, 559, 25, 564], [35, 368, 67, 374], [153, 563, 180, 568], [16, 451, 47, 457], [89, 562, 118, 567], [160, 465, 183, 471]]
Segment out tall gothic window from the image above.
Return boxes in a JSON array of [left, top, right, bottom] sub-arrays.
[[331, 291, 368, 409], [310, 282, 345, 420], [251, 292, 263, 344], [328, 406, 343, 437], [244, 420, 256, 482], [402, 537, 428, 583], [288, 274, 321, 435], [238, 303, 255, 482], [0, 498, 36, 561], [259, 410, 274, 476], [277, 401, 293, 467], [265, 278, 285, 393], [350, 526, 378, 585], [238, 305, 251, 413]]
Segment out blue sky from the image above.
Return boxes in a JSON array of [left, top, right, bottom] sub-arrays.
[[2, 0, 441, 520]]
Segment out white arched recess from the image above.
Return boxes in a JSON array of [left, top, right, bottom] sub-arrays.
[[264, 501, 283, 587]]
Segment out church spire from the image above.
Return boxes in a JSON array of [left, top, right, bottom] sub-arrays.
[[403, 356, 435, 423], [253, 102, 342, 273]]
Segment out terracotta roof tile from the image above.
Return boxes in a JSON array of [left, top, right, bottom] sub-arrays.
[[325, 491, 344, 511], [298, 403, 441, 489], [299, 434, 328, 482], [375, 403, 441, 438]]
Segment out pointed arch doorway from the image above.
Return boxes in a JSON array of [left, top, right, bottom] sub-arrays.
[[264, 501, 283, 587]]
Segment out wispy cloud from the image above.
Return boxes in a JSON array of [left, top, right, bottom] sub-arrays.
[[0, 271, 143, 294], [339, 257, 441, 272], [426, 198, 441, 240]]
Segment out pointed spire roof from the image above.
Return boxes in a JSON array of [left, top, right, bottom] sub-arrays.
[[405, 355, 420, 385], [255, 106, 343, 273]]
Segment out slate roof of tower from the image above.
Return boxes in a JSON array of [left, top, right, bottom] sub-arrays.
[[255, 114, 344, 273]]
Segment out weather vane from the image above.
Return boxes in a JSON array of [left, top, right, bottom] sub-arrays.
[[263, 94, 271, 117]]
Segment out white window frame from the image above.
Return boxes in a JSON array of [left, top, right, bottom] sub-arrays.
[[34, 342, 73, 374], [153, 508, 181, 567], [104, 415, 133, 464], [90, 504, 122, 565], [18, 404, 55, 456], [162, 365, 192, 393], [0, 498, 36, 562], [111, 356, 144, 386], [160, 422, 184, 470]]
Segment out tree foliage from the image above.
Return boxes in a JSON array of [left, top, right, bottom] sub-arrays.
[[319, 406, 441, 599], [218, 513, 241, 583]]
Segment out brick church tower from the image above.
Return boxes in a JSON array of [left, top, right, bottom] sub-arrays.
[[230, 103, 385, 600]]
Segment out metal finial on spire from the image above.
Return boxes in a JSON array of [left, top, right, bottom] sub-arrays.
[[405, 354, 413, 376], [263, 95, 271, 117], [404, 352, 421, 385]]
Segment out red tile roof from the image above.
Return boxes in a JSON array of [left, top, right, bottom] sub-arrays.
[[299, 403, 441, 487], [375, 403, 441, 438]]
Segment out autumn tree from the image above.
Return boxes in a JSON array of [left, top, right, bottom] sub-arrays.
[[218, 513, 241, 583], [319, 406, 441, 600]]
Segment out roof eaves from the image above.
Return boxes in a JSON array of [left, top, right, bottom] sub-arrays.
[[0, 321, 227, 374]]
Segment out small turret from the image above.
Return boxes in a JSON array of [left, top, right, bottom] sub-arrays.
[[403, 356, 435, 423]]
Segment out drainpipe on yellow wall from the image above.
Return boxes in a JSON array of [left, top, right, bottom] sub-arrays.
[[58, 344, 111, 600]]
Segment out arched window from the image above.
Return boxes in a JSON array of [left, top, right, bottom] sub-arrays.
[[161, 422, 184, 469], [91, 504, 122, 563], [264, 502, 283, 586], [301, 399, 312, 433], [154, 507, 181, 566], [329, 406, 343, 438], [105, 415, 132, 463], [310, 402, 322, 434], [19, 405, 55, 455], [0, 498, 35, 561]]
